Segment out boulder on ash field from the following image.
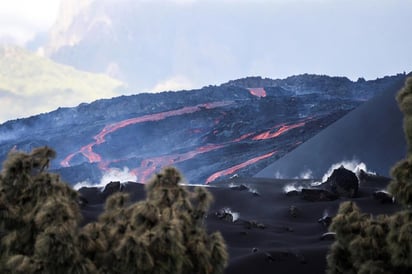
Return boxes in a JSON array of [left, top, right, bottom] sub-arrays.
[[323, 166, 359, 198]]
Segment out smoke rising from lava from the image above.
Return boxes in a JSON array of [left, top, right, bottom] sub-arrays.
[[73, 167, 137, 190]]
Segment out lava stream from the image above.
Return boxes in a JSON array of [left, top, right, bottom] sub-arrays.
[[252, 122, 306, 141], [130, 130, 262, 183], [131, 143, 225, 183], [205, 151, 277, 184], [248, 88, 267, 98], [61, 101, 233, 167], [134, 117, 311, 183]]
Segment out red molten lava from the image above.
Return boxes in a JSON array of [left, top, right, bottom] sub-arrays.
[[248, 88, 266, 98], [252, 122, 305, 141], [205, 151, 277, 184], [61, 101, 233, 167], [131, 143, 225, 183]]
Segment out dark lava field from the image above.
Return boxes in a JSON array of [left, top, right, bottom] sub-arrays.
[[0, 74, 405, 186]]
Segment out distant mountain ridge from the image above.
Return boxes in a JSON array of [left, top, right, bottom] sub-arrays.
[[0, 73, 406, 186], [0, 45, 124, 123], [221, 74, 401, 100]]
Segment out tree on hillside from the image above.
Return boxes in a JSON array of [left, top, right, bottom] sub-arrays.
[[0, 147, 228, 273], [0, 146, 95, 273], [326, 77, 412, 274]]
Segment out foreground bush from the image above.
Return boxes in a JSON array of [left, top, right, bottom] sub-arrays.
[[0, 147, 227, 273], [327, 77, 412, 274]]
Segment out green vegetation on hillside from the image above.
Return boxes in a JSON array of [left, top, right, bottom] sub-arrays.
[[327, 77, 412, 274], [0, 147, 228, 273], [0, 45, 124, 123]]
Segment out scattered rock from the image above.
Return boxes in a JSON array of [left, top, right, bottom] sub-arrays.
[[289, 205, 299, 217], [318, 215, 333, 227], [301, 188, 339, 201], [251, 189, 261, 197], [256, 223, 266, 229], [320, 232, 336, 241], [252, 247, 259, 253], [358, 169, 390, 184], [324, 166, 359, 197], [102, 181, 122, 196], [230, 174, 239, 180], [215, 208, 239, 222], [265, 252, 275, 262], [244, 220, 265, 229], [230, 184, 249, 191], [286, 190, 299, 196], [373, 190, 394, 204]]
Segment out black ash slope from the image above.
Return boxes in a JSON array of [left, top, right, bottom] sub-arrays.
[[78, 176, 401, 274]]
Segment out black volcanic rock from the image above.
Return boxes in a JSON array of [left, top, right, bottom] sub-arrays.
[[230, 184, 249, 191], [358, 169, 391, 185], [373, 190, 394, 204], [102, 181, 122, 197], [324, 166, 359, 198], [320, 232, 336, 241], [318, 215, 333, 227]]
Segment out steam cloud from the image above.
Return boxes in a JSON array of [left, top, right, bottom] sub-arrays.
[[321, 160, 375, 183], [283, 159, 375, 193], [295, 169, 313, 180], [73, 167, 137, 190], [283, 183, 304, 193]]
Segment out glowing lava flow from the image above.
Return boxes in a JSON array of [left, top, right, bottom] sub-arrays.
[[61, 101, 233, 168], [130, 131, 258, 183], [131, 143, 226, 183], [205, 151, 277, 184], [252, 122, 305, 141], [248, 88, 266, 97], [61, 99, 311, 184]]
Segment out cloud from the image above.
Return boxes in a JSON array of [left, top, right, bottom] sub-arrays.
[[0, 0, 61, 45]]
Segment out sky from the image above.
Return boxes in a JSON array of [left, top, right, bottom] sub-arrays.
[[0, 0, 411, 122], [0, 0, 60, 45]]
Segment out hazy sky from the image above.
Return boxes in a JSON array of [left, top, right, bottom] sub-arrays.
[[0, 0, 411, 122], [0, 0, 60, 44], [1, 0, 411, 80]]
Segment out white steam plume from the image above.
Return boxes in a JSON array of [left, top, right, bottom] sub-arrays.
[[222, 208, 240, 222], [73, 167, 137, 190], [283, 183, 304, 193], [294, 169, 313, 179], [321, 160, 375, 183], [274, 171, 284, 179]]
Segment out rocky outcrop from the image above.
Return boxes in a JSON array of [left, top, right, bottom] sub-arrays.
[[296, 166, 359, 201], [373, 190, 394, 204], [102, 181, 122, 197], [323, 166, 359, 198]]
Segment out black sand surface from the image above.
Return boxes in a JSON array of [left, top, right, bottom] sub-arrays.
[[255, 76, 408, 179], [78, 176, 401, 274]]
